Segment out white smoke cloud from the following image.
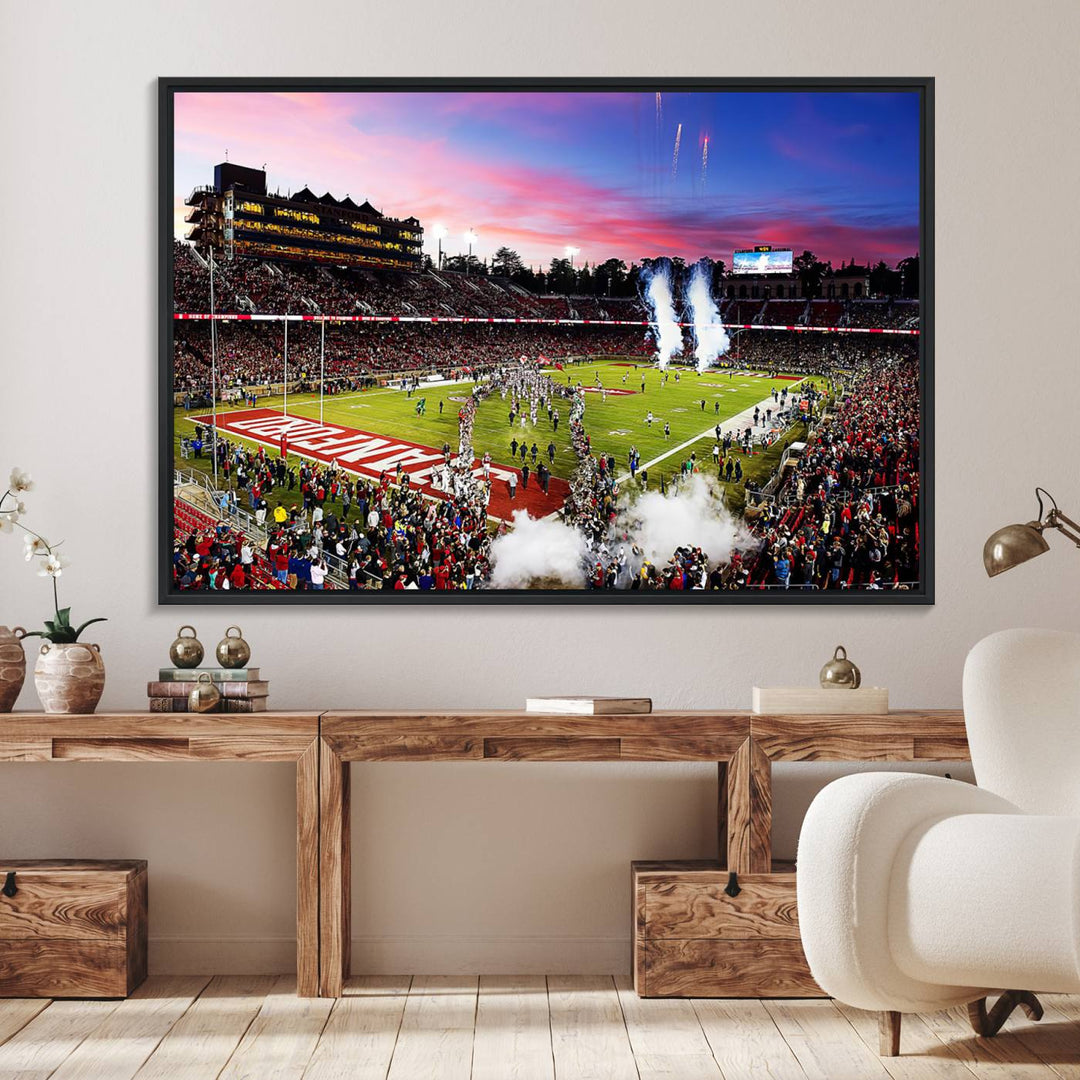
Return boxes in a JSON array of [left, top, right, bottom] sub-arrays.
[[487, 510, 589, 589], [686, 261, 730, 373], [642, 263, 683, 369], [618, 474, 752, 568]]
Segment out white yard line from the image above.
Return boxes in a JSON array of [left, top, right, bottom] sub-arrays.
[[613, 379, 804, 482]]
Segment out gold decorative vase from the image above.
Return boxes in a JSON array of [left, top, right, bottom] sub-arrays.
[[34, 642, 106, 714], [0, 626, 27, 713]]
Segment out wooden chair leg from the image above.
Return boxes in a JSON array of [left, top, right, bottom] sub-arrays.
[[968, 991, 1044, 1038], [879, 1010, 902, 1056]]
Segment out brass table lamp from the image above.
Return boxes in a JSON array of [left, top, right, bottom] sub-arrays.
[[984, 488, 1080, 577]]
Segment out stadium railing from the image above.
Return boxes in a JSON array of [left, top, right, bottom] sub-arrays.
[[173, 469, 350, 590], [172, 495, 285, 591]]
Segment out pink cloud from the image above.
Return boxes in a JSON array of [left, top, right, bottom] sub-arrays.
[[173, 92, 915, 269]]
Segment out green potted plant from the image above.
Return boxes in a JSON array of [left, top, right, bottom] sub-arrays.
[[1, 468, 108, 714]]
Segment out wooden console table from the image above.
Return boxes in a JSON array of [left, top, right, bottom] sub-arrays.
[[0, 712, 322, 997], [2, 708, 971, 999]]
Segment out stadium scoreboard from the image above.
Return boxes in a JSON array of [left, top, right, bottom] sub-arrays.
[[732, 245, 793, 275]]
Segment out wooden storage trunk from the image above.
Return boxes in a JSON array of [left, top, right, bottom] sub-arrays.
[[0, 859, 148, 998], [632, 860, 822, 998]]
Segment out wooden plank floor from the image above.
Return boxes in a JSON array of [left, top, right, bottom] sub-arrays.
[[1, 976, 1078, 1079]]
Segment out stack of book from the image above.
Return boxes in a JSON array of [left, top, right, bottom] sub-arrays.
[[148, 668, 269, 713]]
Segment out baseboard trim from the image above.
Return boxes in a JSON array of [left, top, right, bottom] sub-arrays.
[[149, 934, 630, 975], [149, 936, 297, 975], [352, 934, 630, 975]]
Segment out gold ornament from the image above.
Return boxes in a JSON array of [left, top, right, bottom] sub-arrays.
[[215, 626, 251, 669], [819, 645, 862, 689], [169, 625, 204, 669], [188, 672, 221, 713]]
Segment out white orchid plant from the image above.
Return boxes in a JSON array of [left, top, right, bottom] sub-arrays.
[[1, 468, 107, 644]]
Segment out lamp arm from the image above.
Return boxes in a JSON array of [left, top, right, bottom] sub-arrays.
[[1047, 509, 1080, 548]]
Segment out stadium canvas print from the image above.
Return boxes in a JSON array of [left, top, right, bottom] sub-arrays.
[[160, 78, 932, 603]]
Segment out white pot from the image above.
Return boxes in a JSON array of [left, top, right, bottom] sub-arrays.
[[34, 642, 106, 714]]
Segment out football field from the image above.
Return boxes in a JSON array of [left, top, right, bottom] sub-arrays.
[[175, 360, 825, 520]]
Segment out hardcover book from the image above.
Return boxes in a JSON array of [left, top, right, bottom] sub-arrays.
[[147, 696, 269, 713], [158, 668, 261, 681], [525, 697, 652, 716], [147, 680, 269, 699]]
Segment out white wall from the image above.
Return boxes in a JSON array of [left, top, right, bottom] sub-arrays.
[[2, 0, 1077, 974]]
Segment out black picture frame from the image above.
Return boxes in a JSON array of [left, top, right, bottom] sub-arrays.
[[159, 76, 934, 606]]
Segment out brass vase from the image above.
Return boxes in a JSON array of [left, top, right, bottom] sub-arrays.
[[0, 626, 27, 713]]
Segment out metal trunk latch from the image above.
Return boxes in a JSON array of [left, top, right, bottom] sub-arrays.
[[2, 871, 16, 898], [724, 871, 741, 898]]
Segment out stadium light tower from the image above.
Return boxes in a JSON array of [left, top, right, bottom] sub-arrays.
[[463, 229, 478, 275], [432, 223, 448, 270], [565, 245, 580, 268]]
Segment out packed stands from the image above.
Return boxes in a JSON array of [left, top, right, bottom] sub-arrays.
[[806, 300, 845, 326], [760, 299, 808, 326], [741, 341, 920, 591]]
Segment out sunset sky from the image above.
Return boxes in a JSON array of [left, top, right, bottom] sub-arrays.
[[173, 89, 920, 270]]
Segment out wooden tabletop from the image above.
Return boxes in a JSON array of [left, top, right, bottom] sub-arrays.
[[321, 710, 751, 762], [0, 712, 320, 762], [0, 708, 970, 762], [750, 709, 968, 760]]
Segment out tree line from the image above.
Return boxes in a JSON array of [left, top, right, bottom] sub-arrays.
[[428, 248, 920, 300]]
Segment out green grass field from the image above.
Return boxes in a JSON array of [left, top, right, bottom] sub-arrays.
[[174, 360, 825, 517]]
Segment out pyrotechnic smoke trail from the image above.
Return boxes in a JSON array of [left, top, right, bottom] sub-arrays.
[[701, 136, 709, 191], [655, 91, 662, 131], [641, 262, 683, 369], [671, 122, 682, 180], [686, 260, 730, 373]]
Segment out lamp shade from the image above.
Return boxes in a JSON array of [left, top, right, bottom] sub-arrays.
[[983, 522, 1050, 577]]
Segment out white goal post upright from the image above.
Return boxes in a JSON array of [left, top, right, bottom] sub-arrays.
[[283, 315, 288, 419], [320, 316, 325, 424], [209, 250, 219, 486]]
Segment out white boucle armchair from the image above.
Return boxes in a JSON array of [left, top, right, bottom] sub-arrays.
[[797, 628, 1080, 1056]]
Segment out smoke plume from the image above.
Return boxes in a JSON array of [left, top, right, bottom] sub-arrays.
[[618, 475, 752, 569], [487, 510, 589, 589], [686, 261, 730, 373], [641, 262, 683, 369]]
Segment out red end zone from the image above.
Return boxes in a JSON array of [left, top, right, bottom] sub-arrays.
[[190, 408, 567, 521]]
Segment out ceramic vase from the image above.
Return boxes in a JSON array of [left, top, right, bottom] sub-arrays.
[[34, 642, 106, 714], [0, 626, 27, 713]]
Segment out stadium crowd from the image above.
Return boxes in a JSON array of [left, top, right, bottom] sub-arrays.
[[174, 335, 921, 592], [741, 343, 920, 591], [174, 319, 653, 391], [174, 432, 498, 591], [173, 241, 644, 322], [173, 241, 915, 332], [173, 319, 902, 397], [172, 237, 924, 592]]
